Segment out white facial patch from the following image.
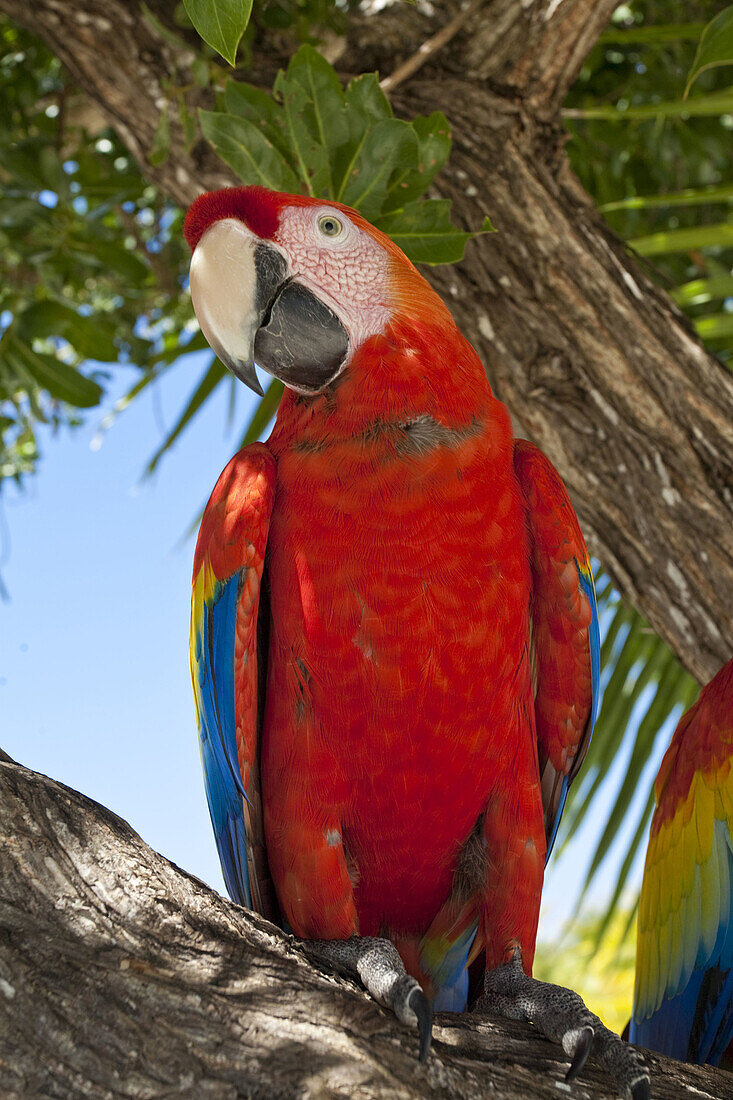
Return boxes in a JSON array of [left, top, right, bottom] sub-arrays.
[[274, 206, 391, 353], [190, 218, 262, 369]]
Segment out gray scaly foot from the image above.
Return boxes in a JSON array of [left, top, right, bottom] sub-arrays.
[[476, 948, 649, 1099], [304, 936, 432, 1061]]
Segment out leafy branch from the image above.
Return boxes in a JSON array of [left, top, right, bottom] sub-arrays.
[[200, 45, 493, 266]]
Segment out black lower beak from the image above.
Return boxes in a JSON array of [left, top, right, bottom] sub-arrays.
[[254, 282, 349, 393]]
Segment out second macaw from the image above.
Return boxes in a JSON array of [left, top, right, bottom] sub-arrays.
[[631, 657, 733, 1068], [186, 185, 646, 1096]]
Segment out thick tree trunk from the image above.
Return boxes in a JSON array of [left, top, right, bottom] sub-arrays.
[[2, 0, 732, 683], [1, 753, 730, 1099]]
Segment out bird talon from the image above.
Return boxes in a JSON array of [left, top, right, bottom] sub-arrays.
[[630, 1075, 651, 1100], [565, 1025, 593, 1082], [408, 986, 433, 1062]]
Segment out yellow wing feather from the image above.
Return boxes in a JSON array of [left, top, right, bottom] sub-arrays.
[[634, 729, 733, 1023]]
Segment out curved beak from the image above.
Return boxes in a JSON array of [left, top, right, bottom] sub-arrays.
[[189, 219, 349, 396]]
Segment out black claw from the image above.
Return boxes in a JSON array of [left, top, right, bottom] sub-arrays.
[[408, 987, 433, 1063], [565, 1025, 594, 1083], [630, 1076, 651, 1100]]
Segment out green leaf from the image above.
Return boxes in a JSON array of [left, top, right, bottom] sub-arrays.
[[191, 57, 211, 88], [205, 55, 489, 256], [600, 182, 733, 214], [630, 222, 733, 256], [199, 110, 301, 191], [581, 650, 681, 894], [74, 239, 149, 284], [179, 98, 198, 152], [274, 46, 349, 198], [4, 138, 64, 191], [558, 581, 699, 942], [589, 786, 655, 953], [382, 112, 452, 213], [671, 274, 733, 306], [694, 312, 733, 340], [332, 74, 393, 198], [224, 81, 295, 165], [564, 89, 733, 121], [344, 72, 392, 124], [686, 4, 733, 96], [599, 23, 706, 45], [17, 301, 117, 361], [562, 613, 658, 844], [339, 118, 418, 221], [374, 201, 494, 265], [3, 335, 103, 407], [182, 0, 252, 67], [148, 103, 171, 168]]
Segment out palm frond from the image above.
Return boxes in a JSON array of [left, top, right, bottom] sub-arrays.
[[556, 569, 699, 938]]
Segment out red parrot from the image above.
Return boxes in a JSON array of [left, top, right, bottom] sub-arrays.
[[186, 186, 646, 1096], [631, 657, 733, 1067]]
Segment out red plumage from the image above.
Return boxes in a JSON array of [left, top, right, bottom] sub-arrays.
[[185, 186, 288, 248], [189, 187, 598, 1003], [262, 316, 543, 962]]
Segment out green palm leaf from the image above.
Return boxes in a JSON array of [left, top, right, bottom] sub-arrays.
[[555, 573, 699, 941]]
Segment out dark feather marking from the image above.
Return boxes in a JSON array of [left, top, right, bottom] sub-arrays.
[[343, 835, 360, 889], [395, 415, 481, 456], [251, 560, 281, 925], [688, 965, 730, 1063], [453, 816, 488, 900], [292, 415, 481, 456], [293, 656, 313, 723]]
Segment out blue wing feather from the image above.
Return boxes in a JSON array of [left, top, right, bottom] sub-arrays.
[[429, 924, 477, 1012], [195, 573, 252, 908], [632, 951, 733, 1065], [191, 444, 276, 917]]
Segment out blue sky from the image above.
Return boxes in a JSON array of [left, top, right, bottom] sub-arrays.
[[1, 351, 244, 894], [0, 357, 674, 937]]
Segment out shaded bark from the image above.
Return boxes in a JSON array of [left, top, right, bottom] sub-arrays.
[[2, 753, 731, 1099], [1, 0, 732, 682]]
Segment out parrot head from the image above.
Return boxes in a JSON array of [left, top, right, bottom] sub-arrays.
[[184, 186, 456, 398]]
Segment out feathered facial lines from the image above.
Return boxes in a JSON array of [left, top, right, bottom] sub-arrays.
[[271, 205, 392, 349]]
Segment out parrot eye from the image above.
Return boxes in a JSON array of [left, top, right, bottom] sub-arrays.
[[317, 214, 344, 239]]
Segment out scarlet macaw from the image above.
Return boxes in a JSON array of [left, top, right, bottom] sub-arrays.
[[631, 657, 733, 1068], [186, 186, 647, 1096]]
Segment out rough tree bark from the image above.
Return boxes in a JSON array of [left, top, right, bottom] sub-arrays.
[[2, 753, 731, 1099], [1, 0, 731, 683]]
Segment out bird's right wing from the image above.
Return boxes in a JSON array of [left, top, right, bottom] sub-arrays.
[[631, 659, 733, 1066], [513, 440, 600, 864], [190, 443, 277, 918]]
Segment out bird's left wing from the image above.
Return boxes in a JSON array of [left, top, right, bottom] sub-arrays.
[[513, 440, 600, 863], [190, 443, 277, 916]]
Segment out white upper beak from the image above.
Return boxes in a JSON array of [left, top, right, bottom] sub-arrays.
[[189, 218, 276, 395]]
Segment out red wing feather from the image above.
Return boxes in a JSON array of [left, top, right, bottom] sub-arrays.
[[513, 440, 600, 859]]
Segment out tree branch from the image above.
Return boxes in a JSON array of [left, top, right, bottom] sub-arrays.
[[379, 0, 486, 94], [462, 0, 620, 113], [0, 754, 726, 1098], [2, 0, 732, 682]]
